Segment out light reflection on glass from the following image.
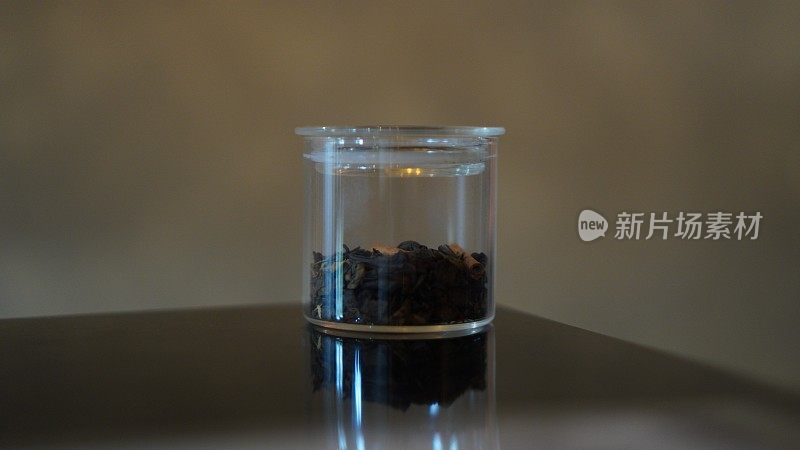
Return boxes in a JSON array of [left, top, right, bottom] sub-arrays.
[[433, 432, 443, 450], [449, 433, 460, 450], [353, 347, 364, 450], [335, 339, 346, 450]]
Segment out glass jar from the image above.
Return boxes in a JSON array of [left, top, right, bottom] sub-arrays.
[[298, 126, 503, 332]]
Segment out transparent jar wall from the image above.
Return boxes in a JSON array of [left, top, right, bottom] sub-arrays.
[[301, 129, 500, 331]]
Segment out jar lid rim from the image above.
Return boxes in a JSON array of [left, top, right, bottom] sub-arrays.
[[295, 125, 505, 137]]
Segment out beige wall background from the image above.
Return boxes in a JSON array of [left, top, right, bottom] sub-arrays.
[[2, 2, 799, 391]]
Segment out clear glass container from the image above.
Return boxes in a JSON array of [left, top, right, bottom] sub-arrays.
[[298, 125, 504, 332]]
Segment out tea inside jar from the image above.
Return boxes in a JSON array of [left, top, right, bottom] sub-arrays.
[[309, 241, 488, 326]]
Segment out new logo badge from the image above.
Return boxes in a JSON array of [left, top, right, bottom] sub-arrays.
[[578, 209, 608, 242]]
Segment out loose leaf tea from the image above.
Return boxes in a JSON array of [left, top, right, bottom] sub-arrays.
[[309, 241, 488, 325], [309, 328, 488, 410]]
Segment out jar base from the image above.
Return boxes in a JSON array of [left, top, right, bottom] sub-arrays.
[[304, 315, 495, 334]]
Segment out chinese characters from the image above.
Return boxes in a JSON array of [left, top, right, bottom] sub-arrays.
[[613, 211, 762, 240]]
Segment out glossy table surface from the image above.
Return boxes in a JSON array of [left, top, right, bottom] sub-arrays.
[[1, 304, 798, 449]]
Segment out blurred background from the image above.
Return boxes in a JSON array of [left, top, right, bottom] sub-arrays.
[[1, 2, 798, 392]]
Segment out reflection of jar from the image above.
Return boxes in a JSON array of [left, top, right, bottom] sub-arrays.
[[298, 126, 504, 332], [308, 326, 497, 449]]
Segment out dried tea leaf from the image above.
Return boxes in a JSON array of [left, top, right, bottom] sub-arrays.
[[309, 241, 488, 326]]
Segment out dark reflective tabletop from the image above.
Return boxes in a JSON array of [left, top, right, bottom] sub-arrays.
[[1, 305, 798, 449]]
